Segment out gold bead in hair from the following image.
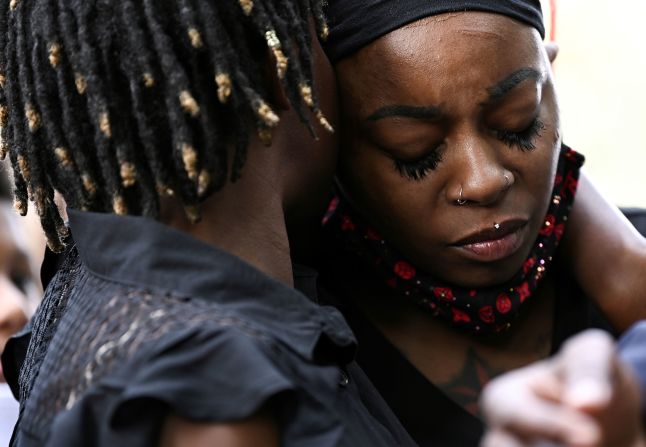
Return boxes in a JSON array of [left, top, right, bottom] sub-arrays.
[[319, 23, 330, 41], [265, 30, 288, 79], [0, 104, 8, 127], [13, 197, 27, 216], [316, 110, 334, 133], [197, 169, 211, 197], [57, 223, 70, 239], [299, 83, 314, 107], [82, 173, 97, 196], [9, 0, 18, 11], [258, 127, 272, 147], [256, 101, 279, 128], [143, 72, 155, 88], [239, 0, 253, 15], [46, 237, 65, 253], [17, 155, 30, 181], [156, 183, 175, 197], [0, 73, 6, 88], [120, 162, 137, 188], [55, 147, 73, 168], [113, 195, 127, 215], [265, 30, 280, 50], [179, 90, 200, 117], [25, 103, 41, 133], [48, 42, 61, 68], [188, 28, 203, 49], [181, 143, 198, 181], [99, 112, 111, 138], [75, 73, 87, 95], [0, 141, 8, 160], [215, 73, 232, 104]]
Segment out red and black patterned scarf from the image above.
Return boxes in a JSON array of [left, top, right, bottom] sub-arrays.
[[322, 145, 584, 335]]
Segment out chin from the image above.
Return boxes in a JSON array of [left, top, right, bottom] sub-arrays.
[[432, 254, 526, 289]]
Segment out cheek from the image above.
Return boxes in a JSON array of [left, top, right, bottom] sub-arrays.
[[338, 142, 445, 247], [524, 132, 561, 207]]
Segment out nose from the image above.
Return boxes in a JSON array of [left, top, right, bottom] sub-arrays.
[[448, 141, 513, 207]]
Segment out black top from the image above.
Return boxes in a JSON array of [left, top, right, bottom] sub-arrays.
[[321, 273, 614, 446], [319, 209, 646, 446], [2, 210, 416, 447]]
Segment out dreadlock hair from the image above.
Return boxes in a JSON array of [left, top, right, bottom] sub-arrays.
[[0, 162, 11, 200], [0, 0, 331, 252]]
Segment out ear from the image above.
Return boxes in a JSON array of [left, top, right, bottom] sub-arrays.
[[545, 42, 559, 65], [266, 48, 291, 111]]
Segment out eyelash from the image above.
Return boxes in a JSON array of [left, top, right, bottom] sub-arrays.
[[497, 118, 545, 152], [393, 150, 442, 182], [393, 118, 545, 181]]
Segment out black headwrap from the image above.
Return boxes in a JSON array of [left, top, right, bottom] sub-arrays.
[[324, 0, 545, 63]]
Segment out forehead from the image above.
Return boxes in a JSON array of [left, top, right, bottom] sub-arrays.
[[336, 12, 545, 115]]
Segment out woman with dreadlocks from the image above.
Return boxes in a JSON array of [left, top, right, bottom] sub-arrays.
[[0, 0, 416, 446], [317, 0, 646, 445]]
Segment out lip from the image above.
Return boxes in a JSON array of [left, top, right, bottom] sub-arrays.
[[451, 219, 528, 262]]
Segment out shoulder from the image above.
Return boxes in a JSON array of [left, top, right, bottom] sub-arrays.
[[18, 264, 349, 446]]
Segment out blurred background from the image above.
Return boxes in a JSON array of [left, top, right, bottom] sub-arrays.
[[545, 0, 646, 207]]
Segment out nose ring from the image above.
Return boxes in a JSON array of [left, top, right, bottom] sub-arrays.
[[503, 173, 512, 189], [456, 187, 467, 206]]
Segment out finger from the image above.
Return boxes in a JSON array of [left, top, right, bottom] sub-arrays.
[[544, 42, 559, 63], [482, 366, 601, 447], [558, 330, 616, 412]]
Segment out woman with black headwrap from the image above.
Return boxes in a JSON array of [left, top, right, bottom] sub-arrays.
[[318, 1, 646, 445]]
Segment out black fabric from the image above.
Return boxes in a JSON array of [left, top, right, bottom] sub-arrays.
[[2, 325, 30, 400], [4, 210, 416, 447], [324, 0, 545, 63], [39, 241, 68, 292], [320, 266, 616, 446]]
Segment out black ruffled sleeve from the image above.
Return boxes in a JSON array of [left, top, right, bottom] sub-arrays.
[[45, 325, 338, 446]]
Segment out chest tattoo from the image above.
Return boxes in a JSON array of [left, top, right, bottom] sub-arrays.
[[437, 348, 503, 417]]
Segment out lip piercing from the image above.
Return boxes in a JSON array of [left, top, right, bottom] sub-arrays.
[[456, 187, 467, 206], [494, 222, 501, 230]]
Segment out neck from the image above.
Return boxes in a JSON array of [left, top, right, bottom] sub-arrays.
[[161, 160, 294, 287]]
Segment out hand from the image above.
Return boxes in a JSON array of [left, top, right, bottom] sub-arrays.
[[480, 330, 645, 447]]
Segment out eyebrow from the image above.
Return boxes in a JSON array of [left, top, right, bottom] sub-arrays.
[[485, 67, 544, 104], [367, 105, 442, 122], [366, 67, 544, 122]]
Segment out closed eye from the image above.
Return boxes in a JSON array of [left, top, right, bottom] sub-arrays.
[[496, 118, 545, 151], [392, 149, 443, 181]]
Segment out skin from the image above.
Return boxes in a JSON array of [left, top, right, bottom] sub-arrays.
[[481, 330, 645, 447], [158, 25, 337, 446], [563, 174, 646, 332], [333, 12, 561, 413]]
